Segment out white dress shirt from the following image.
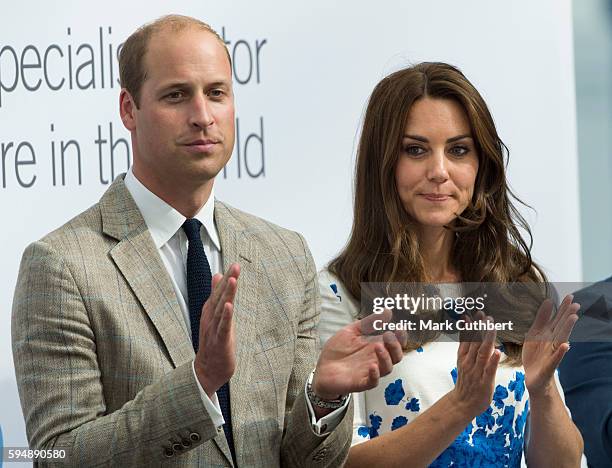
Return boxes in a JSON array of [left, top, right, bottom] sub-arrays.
[[124, 169, 347, 435]]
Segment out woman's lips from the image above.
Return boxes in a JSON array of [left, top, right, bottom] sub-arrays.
[[420, 193, 451, 202]]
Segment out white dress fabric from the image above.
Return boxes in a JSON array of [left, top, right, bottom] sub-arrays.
[[318, 269, 542, 468]]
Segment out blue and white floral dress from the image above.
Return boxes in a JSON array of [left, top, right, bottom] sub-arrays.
[[318, 270, 568, 468]]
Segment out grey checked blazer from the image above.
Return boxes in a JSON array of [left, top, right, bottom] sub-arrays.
[[12, 176, 352, 467]]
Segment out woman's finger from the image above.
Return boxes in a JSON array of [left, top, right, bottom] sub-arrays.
[[484, 349, 501, 380], [552, 309, 579, 348], [550, 295, 574, 331], [458, 340, 470, 359], [529, 299, 554, 336], [476, 319, 496, 369]]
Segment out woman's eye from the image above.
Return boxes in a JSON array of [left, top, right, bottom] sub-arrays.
[[449, 145, 469, 156], [404, 145, 426, 157]]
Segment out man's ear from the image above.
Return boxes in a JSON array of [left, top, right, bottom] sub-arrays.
[[119, 89, 137, 131]]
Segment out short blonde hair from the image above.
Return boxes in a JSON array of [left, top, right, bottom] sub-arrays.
[[119, 14, 231, 107]]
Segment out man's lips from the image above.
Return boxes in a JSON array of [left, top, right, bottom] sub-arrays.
[[182, 139, 219, 152]]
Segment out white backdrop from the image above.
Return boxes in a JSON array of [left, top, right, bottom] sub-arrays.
[[0, 0, 580, 451]]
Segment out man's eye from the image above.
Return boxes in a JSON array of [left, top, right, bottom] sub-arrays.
[[166, 91, 185, 100], [403, 145, 426, 157], [209, 89, 224, 98]]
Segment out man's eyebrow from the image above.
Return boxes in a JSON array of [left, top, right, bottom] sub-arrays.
[[157, 80, 231, 92], [206, 81, 231, 89], [157, 82, 190, 93], [403, 134, 473, 143]]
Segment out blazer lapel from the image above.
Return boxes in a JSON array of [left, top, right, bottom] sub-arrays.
[[215, 201, 260, 465], [100, 177, 193, 368]]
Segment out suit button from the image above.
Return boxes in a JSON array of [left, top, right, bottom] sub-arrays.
[[320, 424, 328, 432], [313, 447, 328, 461], [172, 442, 183, 452], [190, 432, 201, 442], [164, 448, 174, 458], [181, 438, 192, 448]]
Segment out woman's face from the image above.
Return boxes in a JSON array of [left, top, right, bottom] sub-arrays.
[[395, 97, 479, 229]]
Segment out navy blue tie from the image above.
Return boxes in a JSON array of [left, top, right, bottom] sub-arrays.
[[182, 219, 236, 464]]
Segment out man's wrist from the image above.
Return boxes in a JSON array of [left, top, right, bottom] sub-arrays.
[[194, 360, 217, 399], [307, 370, 348, 409]]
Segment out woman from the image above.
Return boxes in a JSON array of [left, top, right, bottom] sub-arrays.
[[318, 62, 583, 467]]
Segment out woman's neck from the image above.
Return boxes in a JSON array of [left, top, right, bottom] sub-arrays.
[[417, 226, 459, 282]]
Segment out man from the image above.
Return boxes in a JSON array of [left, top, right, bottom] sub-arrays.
[[559, 277, 612, 467], [11, 15, 404, 467]]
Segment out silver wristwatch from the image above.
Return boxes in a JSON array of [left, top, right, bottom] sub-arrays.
[[306, 370, 348, 410]]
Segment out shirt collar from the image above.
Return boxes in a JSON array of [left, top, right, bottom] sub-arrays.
[[124, 168, 221, 251]]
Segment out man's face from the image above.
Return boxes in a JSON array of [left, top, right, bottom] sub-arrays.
[[122, 27, 235, 188]]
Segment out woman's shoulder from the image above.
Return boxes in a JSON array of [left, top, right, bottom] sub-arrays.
[[317, 268, 361, 346], [318, 269, 358, 306]]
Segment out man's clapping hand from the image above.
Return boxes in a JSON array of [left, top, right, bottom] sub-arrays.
[[193, 263, 241, 398]]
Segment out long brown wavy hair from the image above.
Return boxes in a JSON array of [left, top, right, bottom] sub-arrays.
[[329, 62, 546, 363]]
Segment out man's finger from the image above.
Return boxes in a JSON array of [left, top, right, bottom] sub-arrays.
[[212, 276, 238, 329], [216, 302, 235, 338], [363, 363, 380, 390], [356, 309, 393, 336], [375, 344, 394, 377], [393, 329, 408, 349], [210, 272, 229, 311], [225, 263, 241, 281], [382, 331, 404, 365], [209, 264, 240, 314]]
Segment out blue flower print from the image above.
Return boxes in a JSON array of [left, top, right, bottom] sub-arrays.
[[508, 371, 526, 401], [431, 398, 527, 468], [509, 434, 525, 466], [476, 406, 495, 430], [384, 379, 405, 405], [451, 367, 458, 385], [493, 384, 509, 409], [405, 397, 420, 412], [361, 413, 382, 438], [416, 346, 424, 353], [456, 422, 473, 444], [472, 427, 487, 445], [370, 413, 382, 430], [496, 405, 516, 438], [515, 401, 529, 436], [329, 283, 342, 302], [391, 416, 408, 431]]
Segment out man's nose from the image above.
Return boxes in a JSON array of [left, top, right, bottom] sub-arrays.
[[189, 95, 214, 129], [427, 151, 449, 183]]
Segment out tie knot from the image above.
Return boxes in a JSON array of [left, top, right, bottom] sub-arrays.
[[182, 218, 203, 241]]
